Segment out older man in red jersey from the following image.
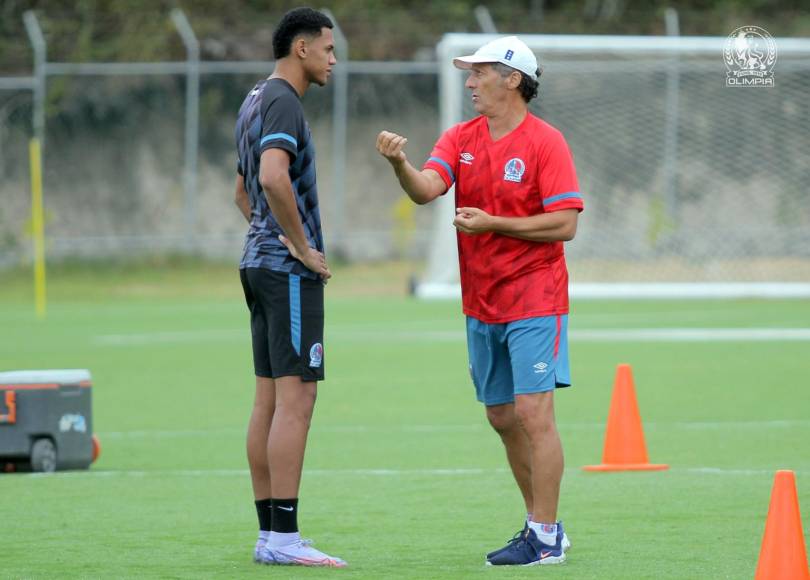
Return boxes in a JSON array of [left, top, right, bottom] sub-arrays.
[[376, 35, 584, 566]]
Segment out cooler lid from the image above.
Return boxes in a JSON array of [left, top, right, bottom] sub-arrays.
[[0, 369, 92, 386]]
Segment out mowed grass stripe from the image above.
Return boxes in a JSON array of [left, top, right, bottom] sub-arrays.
[[92, 326, 810, 346], [96, 418, 810, 439], [22, 466, 809, 479], [2, 264, 809, 579]]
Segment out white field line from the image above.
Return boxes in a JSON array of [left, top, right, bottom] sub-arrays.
[[98, 425, 488, 439], [682, 468, 797, 476], [94, 327, 810, 346], [28, 466, 804, 479], [572, 328, 810, 341], [98, 420, 810, 440], [95, 329, 244, 345], [29, 468, 507, 479], [574, 308, 744, 322], [672, 420, 810, 429]]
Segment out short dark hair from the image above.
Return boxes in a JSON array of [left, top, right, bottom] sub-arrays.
[[272, 7, 333, 60], [491, 62, 540, 103]]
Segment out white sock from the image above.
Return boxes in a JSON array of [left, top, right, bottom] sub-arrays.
[[528, 521, 557, 546], [268, 531, 301, 547], [258, 530, 270, 543]]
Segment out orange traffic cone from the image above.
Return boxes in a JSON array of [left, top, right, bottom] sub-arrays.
[[755, 470, 810, 580], [583, 364, 668, 472]]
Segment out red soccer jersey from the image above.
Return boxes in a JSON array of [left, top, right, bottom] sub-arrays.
[[423, 113, 584, 323]]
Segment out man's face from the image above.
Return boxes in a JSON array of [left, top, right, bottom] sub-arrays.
[[464, 63, 512, 115], [302, 27, 337, 86]]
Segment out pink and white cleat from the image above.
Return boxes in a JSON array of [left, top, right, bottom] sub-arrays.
[[260, 538, 346, 567], [253, 539, 275, 564]]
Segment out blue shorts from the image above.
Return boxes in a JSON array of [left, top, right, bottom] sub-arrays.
[[466, 315, 571, 407]]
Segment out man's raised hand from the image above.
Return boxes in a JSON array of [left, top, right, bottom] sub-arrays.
[[376, 131, 409, 165]]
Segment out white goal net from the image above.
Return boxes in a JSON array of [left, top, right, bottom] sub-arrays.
[[418, 33, 810, 299]]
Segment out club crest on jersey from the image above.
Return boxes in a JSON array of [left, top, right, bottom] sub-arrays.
[[309, 343, 323, 368], [503, 158, 525, 182]]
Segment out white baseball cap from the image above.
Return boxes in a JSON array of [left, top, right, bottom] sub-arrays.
[[453, 35, 539, 78]]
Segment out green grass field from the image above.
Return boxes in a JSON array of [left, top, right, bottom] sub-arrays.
[[2, 261, 809, 579]]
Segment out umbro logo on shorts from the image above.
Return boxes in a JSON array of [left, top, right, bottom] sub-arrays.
[[533, 361, 548, 373]]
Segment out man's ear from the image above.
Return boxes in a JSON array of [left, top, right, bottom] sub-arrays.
[[508, 71, 522, 90], [293, 37, 307, 58]]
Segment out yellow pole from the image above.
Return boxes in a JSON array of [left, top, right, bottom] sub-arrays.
[[29, 138, 46, 319]]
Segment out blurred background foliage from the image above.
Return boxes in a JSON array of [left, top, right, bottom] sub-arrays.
[[0, 0, 808, 270], [1, 0, 809, 72]]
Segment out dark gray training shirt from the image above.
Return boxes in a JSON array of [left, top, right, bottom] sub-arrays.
[[235, 78, 324, 279]]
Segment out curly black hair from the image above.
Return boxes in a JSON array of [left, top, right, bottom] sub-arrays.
[[272, 7, 333, 60], [492, 62, 540, 103]]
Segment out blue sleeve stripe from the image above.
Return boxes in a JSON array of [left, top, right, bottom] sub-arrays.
[[427, 156, 455, 184], [261, 132, 298, 148], [544, 192, 582, 206], [289, 274, 301, 356]]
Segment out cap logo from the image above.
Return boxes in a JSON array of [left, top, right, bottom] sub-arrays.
[[504, 49, 514, 61]]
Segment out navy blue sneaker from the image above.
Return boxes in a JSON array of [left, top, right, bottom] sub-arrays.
[[485, 523, 528, 560], [485, 521, 570, 561], [485, 527, 566, 566]]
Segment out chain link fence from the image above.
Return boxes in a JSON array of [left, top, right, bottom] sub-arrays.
[[438, 35, 810, 283], [2, 15, 810, 285], [0, 69, 442, 266]]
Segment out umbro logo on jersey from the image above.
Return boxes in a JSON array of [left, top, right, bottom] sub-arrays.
[[460, 152, 475, 165], [533, 362, 548, 374]]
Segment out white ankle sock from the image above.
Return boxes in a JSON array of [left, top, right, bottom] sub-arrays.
[[528, 521, 557, 545], [258, 530, 270, 543], [268, 531, 301, 547]]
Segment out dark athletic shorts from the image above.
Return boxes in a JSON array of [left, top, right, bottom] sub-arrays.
[[240, 268, 325, 382]]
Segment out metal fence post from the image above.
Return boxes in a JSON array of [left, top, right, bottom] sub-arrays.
[[663, 8, 680, 231], [22, 11, 48, 315], [171, 8, 200, 243], [474, 6, 498, 33], [322, 9, 348, 257], [23, 11, 46, 150]]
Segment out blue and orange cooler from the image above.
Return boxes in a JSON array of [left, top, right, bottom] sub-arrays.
[[0, 370, 99, 472]]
